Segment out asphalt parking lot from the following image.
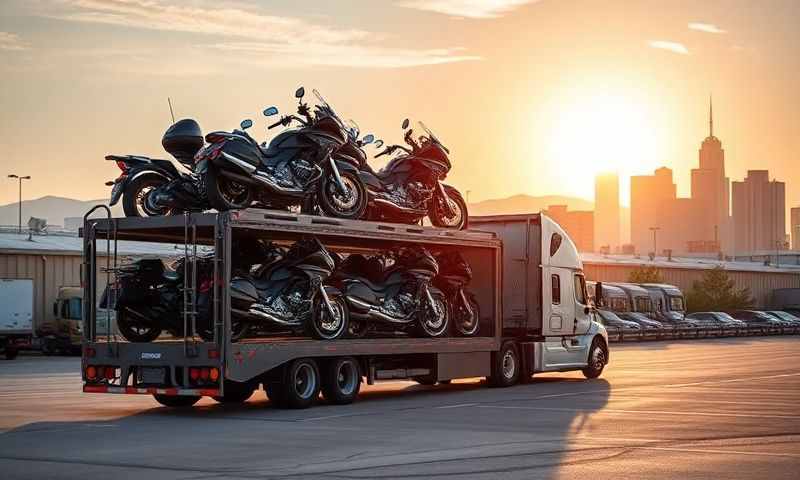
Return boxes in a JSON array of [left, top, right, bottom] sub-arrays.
[[1, 336, 798, 479]]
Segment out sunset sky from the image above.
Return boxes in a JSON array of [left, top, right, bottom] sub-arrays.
[[1, 0, 798, 216]]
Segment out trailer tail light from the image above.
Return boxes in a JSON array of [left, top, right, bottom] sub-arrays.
[[86, 366, 97, 380], [208, 349, 219, 359], [189, 366, 219, 385], [209, 368, 220, 382], [104, 367, 117, 380], [200, 368, 210, 381], [189, 367, 200, 381]]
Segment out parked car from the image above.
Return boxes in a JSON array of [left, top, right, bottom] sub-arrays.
[[764, 311, 800, 334], [729, 310, 787, 334], [595, 309, 643, 341], [685, 312, 747, 336], [616, 312, 663, 339]]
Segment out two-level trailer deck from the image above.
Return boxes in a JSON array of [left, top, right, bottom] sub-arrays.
[[81, 208, 608, 409]]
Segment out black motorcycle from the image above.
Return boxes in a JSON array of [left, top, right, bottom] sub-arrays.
[[107, 119, 208, 217], [357, 119, 468, 229], [433, 251, 480, 336], [334, 247, 449, 338], [198, 87, 367, 219], [230, 237, 349, 340]]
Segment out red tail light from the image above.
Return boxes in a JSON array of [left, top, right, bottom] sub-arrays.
[[115, 160, 128, 172], [86, 366, 97, 380], [200, 368, 210, 381], [209, 368, 220, 382], [208, 349, 219, 359], [105, 367, 116, 380], [189, 368, 200, 381]]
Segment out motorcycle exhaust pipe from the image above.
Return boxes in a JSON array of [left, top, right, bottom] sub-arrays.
[[248, 305, 303, 327], [373, 198, 427, 215], [346, 296, 416, 324]]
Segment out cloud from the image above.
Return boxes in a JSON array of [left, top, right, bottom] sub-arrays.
[[205, 42, 480, 68], [688, 22, 726, 34], [397, 0, 540, 19], [41, 0, 476, 68], [0, 32, 28, 51], [648, 40, 689, 55]]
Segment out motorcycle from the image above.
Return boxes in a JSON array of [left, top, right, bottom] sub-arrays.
[[112, 238, 278, 342], [356, 119, 469, 229], [106, 119, 208, 217], [198, 87, 367, 219], [333, 247, 450, 338], [433, 251, 480, 336], [229, 237, 350, 340]]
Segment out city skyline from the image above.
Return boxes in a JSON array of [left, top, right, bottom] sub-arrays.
[[1, 0, 799, 216]]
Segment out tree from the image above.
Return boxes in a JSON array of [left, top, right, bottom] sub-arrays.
[[685, 266, 753, 313], [628, 265, 664, 284]]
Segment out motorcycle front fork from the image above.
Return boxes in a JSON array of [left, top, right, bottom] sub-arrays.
[[313, 277, 338, 317], [458, 289, 474, 318]]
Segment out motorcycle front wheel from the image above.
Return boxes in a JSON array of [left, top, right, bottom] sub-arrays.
[[205, 166, 254, 212], [429, 185, 468, 230], [117, 308, 162, 343], [455, 292, 480, 336], [122, 173, 171, 217], [318, 171, 367, 220], [418, 288, 450, 338], [309, 292, 349, 340]]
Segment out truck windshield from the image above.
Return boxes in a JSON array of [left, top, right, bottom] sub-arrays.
[[62, 297, 82, 320], [669, 296, 685, 311], [609, 297, 629, 312], [635, 296, 652, 313]]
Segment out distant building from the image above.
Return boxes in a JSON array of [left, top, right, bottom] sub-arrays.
[[543, 205, 594, 252], [792, 208, 800, 251], [594, 173, 620, 252], [630, 167, 676, 254], [64, 217, 83, 231], [690, 98, 731, 251], [732, 170, 786, 253]]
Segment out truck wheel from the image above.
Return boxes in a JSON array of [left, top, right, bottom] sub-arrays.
[[582, 338, 607, 379], [212, 380, 256, 404], [153, 394, 200, 408], [270, 358, 321, 409], [489, 341, 520, 388], [321, 357, 361, 405]]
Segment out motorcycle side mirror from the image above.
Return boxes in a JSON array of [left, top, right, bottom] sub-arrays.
[[263, 106, 279, 117], [401, 118, 410, 129], [240, 119, 253, 130], [362, 134, 375, 145], [374, 139, 384, 148], [295, 87, 305, 99]]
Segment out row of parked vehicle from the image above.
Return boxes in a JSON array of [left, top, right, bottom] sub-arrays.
[[588, 281, 800, 342]]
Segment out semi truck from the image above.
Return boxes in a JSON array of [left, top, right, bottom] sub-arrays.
[[38, 286, 84, 355], [0, 278, 34, 360], [81, 209, 608, 409]]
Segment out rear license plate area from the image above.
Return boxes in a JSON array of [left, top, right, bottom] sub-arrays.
[[139, 367, 166, 385]]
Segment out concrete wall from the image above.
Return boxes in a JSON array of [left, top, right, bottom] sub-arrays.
[[583, 262, 800, 308]]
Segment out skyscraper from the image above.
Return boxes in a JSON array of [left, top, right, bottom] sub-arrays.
[[792, 207, 800, 251], [690, 97, 730, 251], [594, 173, 620, 252], [630, 167, 676, 254], [543, 205, 594, 252], [732, 170, 786, 253]]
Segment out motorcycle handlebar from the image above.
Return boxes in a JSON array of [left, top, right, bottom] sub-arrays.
[[268, 118, 285, 129]]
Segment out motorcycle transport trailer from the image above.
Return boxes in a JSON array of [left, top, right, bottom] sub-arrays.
[[80, 209, 608, 408]]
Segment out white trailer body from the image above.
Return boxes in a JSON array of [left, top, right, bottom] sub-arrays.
[[0, 278, 34, 335]]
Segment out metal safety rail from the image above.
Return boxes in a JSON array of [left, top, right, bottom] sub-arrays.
[[82, 205, 118, 355]]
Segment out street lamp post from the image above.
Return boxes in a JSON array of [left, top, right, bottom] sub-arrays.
[[649, 226, 660, 259], [8, 174, 31, 234]]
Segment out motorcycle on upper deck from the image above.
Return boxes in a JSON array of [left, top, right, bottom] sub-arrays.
[[197, 88, 368, 219], [106, 119, 209, 217], [355, 119, 469, 229]]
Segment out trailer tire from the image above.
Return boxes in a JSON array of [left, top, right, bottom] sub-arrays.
[[270, 359, 321, 409], [153, 394, 200, 408], [321, 357, 361, 405], [213, 380, 256, 404], [582, 337, 607, 379], [489, 341, 520, 388]]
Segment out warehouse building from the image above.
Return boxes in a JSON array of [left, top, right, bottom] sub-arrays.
[[581, 253, 800, 308], [0, 231, 186, 335]]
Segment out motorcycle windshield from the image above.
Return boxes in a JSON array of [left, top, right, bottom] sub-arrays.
[[419, 121, 449, 154]]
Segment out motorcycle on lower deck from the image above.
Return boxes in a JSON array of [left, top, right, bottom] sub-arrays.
[[107, 119, 209, 217], [433, 250, 480, 336], [197, 87, 368, 220], [229, 237, 350, 340], [355, 119, 469, 229], [332, 247, 450, 338]]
